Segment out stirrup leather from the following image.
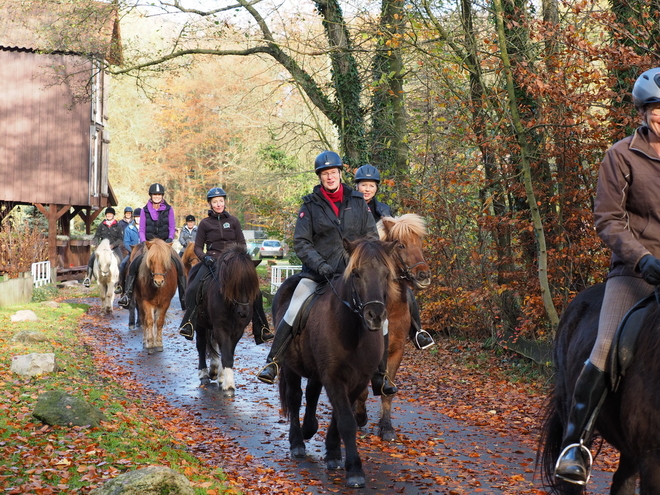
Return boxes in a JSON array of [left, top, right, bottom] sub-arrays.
[[554, 441, 593, 485], [414, 329, 435, 350]]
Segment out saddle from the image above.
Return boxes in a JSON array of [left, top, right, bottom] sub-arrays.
[[291, 279, 330, 336], [609, 291, 656, 391]]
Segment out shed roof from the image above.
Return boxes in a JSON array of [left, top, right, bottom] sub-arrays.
[[0, 0, 122, 64]]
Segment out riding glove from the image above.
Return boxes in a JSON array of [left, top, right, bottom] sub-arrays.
[[317, 263, 334, 278], [638, 254, 660, 285], [203, 255, 215, 268], [165, 238, 173, 243]]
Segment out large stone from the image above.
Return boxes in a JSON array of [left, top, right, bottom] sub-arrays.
[[32, 390, 108, 427], [11, 330, 49, 343], [89, 466, 194, 495], [11, 309, 39, 322], [11, 353, 57, 376], [41, 301, 60, 308]]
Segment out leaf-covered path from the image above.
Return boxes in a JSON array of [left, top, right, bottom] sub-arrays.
[[81, 298, 615, 494]]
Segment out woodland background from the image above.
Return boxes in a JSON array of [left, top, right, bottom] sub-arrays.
[[11, 0, 660, 344]]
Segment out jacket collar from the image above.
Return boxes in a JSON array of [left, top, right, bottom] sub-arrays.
[[630, 125, 660, 161]]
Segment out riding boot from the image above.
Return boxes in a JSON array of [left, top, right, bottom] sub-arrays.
[[408, 288, 435, 349], [177, 274, 187, 311], [253, 294, 274, 345], [555, 360, 608, 485], [118, 273, 135, 309], [257, 320, 294, 384], [371, 333, 398, 396], [178, 306, 197, 340]]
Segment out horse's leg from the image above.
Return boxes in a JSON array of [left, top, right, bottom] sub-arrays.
[[218, 335, 241, 396], [302, 379, 322, 439], [638, 454, 660, 495], [154, 306, 166, 352], [354, 388, 369, 428], [282, 368, 305, 458], [611, 453, 638, 495], [143, 304, 155, 352], [209, 341, 221, 381], [379, 329, 406, 441]]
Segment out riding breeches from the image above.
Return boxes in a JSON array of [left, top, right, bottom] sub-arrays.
[[589, 276, 653, 371], [281, 278, 318, 326]]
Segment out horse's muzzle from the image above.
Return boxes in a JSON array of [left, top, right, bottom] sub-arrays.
[[363, 301, 387, 331]]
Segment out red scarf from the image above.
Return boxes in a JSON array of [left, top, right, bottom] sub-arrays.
[[320, 184, 344, 217]]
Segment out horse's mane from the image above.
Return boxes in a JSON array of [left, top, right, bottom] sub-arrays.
[[139, 239, 172, 278], [377, 213, 427, 242], [344, 239, 400, 299], [96, 238, 112, 252], [214, 244, 260, 303]]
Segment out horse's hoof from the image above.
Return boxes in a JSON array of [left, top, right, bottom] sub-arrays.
[[345, 475, 365, 488], [302, 418, 318, 440], [200, 378, 211, 386], [380, 428, 397, 442], [222, 388, 235, 397], [128, 324, 135, 330], [290, 446, 306, 458], [326, 458, 343, 470], [147, 348, 154, 355], [155, 346, 163, 352], [355, 412, 368, 428]]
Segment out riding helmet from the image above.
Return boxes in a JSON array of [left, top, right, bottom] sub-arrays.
[[133, 207, 142, 217], [124, 206, 133, 213], [207, 187, 227, 200], [355, 164, 381, 183], [105, 207, 115, 215], [314, 151, 343, 174], [185, 214, 196, 222], [148, 183, 165, 195], [633, 68, 660, 111]]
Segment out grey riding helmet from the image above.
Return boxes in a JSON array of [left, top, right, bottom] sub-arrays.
[[632, 68, 660, 111]]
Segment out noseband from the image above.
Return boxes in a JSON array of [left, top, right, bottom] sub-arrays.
[[330, 272, 386, 326], [394, 246, 427, 283]]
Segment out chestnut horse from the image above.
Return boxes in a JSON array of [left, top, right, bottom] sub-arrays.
[[355, 213, 431, 441], [133, 239, 178, 354], [539, 283, 660, 494], [181, 242, 199, 278], [93, 239, 120, 314], [194, 244, 261, 396], [274, 238, 398, 488]]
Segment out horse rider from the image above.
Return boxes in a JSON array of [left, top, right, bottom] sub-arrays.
[[178, 187, 273, 344], [83, 207, 124, 287], [178, 214, 198, 257], [115, 207, 141, 295], [555, 67, 660, 484], [117, 183, 187, 310], [118, 207, 133, 236], [256, 151, 398, 397], [354, 164, 435, 351]]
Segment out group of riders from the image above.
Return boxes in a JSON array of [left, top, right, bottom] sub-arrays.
[[84, 67, 660, 490]]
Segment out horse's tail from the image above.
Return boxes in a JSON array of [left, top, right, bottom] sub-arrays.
[[278, 367, 291, 420], [537, 396, 584, 495]]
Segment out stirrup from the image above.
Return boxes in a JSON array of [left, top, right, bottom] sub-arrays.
[[259, 326, 274, 342], [118, 294, 130, 309], [179, 322, 194, 340], [414, 329, 435, 350], [114, 285, 122, 294], [256, 362, 280, 384], [554, 442, 593, 485], [83, 277, 91, 288]]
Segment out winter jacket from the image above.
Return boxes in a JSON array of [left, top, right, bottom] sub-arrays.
[[93, 219, 124, 250], [123, 223, 140, 253], [294, 183, 378, 280], [367, 197, 393, 222], [595, 125, 660, 278], [195, 210, 245, 260], [178, 225, 198, 248], [139, 200, 176, 242]]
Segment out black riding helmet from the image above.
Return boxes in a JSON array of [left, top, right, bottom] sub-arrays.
[[149, 183, 165, 195], [185, 214, 196, 222], [314, 151, 343, 174]]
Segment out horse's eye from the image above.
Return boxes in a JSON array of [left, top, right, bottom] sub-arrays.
[[398, 243, 405, 249], [352, 270, 360, 279]]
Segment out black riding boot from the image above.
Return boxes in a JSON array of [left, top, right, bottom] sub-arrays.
[[555, 360, 608, 485], [83, 254, 94, 287], [371, 333, 398, 396], [253, 294, 274, 345], [178, 306, 197, 340], [177, 274, 187, 311], [257, 320, 294, 384], [118, 273, 135, 309]]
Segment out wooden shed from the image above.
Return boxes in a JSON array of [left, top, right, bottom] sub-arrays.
[[0, 0, 122, 276]]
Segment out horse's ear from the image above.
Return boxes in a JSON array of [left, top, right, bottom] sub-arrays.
[[384, 240, 398, 255], [253, 259, 262, 267], [145, 240, 154, 250], [343, 237, 357, 254]]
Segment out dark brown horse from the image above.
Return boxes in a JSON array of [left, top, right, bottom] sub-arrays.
[[539, 283, 660, 494], [181, 242, 199, 278], [133, 239, 178, 354], [194, 244, 260, 396], [274, 238, 398, 488], [354, 213, 431, 441]]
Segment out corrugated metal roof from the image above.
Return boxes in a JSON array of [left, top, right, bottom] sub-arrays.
[[0, 0, 122, 64]]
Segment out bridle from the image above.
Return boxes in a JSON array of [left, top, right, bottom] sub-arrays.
[[393, 243, 427, 284], [328, 271, 386, 327]]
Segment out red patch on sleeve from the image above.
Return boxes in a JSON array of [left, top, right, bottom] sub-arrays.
[[299, 212, 305, 218]]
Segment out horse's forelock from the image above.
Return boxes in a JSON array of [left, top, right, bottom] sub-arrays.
[[144, 239, 172, 271], [343, 240, 400, 299], [378, 214, 426, 242], [216, 245, 260, 303]]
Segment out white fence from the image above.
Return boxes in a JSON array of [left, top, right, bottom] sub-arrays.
[[270, 265, 302, 294], [31, 261, 52, 287]]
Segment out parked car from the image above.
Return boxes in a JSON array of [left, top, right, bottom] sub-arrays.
[[259, 239, 285, 259]]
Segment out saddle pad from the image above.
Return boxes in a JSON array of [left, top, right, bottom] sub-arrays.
[[609, 292, 655, 391]]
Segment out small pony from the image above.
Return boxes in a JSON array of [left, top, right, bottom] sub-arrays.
[[93, 239, 120, 314], [355, 213, 431, 441], [194, 244, 261, 396], [133, 238, 178, 354], [181, 242, 199, 278], [539, 283, 660, 494], [274, 238, 398, 488]]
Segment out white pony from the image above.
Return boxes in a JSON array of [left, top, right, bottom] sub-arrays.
[[93, 239, 120, 314]]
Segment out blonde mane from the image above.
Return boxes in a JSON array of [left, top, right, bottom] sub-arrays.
[[377, 213, 427, 242], [139, 239, 172, 278]]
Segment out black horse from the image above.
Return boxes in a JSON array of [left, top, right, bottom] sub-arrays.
[[193, 244, 261, 396], [539, 282, 660, 494], [274, 238, 398, 488]]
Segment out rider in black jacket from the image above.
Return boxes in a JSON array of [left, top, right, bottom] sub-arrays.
[[256, 151, 397, 396], [83, 207, 124, 287]]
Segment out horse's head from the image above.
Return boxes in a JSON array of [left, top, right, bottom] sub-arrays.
[[343, 238, 398, 332], [378, 214, 431, 290], [95, 239, 116, 279], [143, 239, 172, 288], [215, 245, 261, 319]]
